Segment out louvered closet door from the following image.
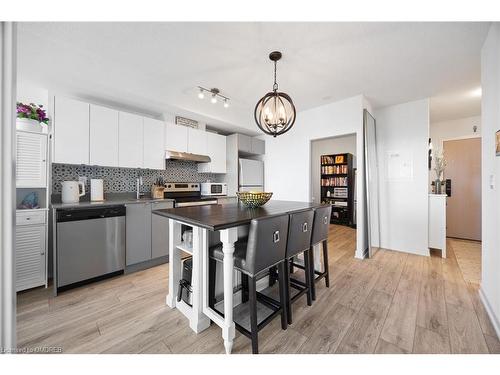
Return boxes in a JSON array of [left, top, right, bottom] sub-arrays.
[[16, 225, 46, 291], [16, 132, 47, 188]]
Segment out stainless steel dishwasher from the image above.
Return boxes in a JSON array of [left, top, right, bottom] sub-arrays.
[[56, 205, 126, 292]]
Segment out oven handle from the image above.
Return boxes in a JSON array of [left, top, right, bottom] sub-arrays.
[[176, 200, 218, 207]]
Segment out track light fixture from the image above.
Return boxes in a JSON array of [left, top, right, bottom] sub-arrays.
[[197, 86, 229, 108]]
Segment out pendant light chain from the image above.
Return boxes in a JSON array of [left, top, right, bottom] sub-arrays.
[[273, 60, 278, 92]]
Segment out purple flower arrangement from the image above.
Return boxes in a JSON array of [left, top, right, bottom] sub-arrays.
[[16, 102, 49, 124]]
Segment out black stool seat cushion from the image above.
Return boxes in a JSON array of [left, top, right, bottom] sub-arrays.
[[209, 241, 248, 271]]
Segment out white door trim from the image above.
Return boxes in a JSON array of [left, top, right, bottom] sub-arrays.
[[0, 21, 17, 352]]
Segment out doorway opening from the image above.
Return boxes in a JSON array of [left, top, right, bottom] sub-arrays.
[[310, 134, 357, 261], [429, 114, 482, 285]]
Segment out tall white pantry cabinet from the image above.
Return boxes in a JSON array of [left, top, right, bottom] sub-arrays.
[[15, 130, 49, 291]]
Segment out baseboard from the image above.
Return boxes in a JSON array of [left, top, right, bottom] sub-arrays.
[[125, 255, 169, 274], [479, 287, 500, 340]]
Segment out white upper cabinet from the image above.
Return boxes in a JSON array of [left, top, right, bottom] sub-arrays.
[[53, 96, 89, 164], [16, 131, 47, 188], [89, 104, 119, 167], [164, 122, 188, 153], [198, 132, 227, 174], [188, 128, 207, 155], [119, 112, 144, 168], [143, 118, 165, 170]]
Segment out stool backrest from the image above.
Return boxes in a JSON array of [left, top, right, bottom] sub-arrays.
[[286, 209, 314, 258], [311, 205, 332, 245], [246, 214, 289, 275]]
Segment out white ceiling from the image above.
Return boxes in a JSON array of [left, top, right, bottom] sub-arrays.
[[17, 22, 489, 134]]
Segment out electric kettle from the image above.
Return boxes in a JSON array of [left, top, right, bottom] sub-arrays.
[[61, 181, 85, 203]]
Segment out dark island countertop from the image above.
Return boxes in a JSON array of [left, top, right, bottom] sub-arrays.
[[152, 200, 325, 231]]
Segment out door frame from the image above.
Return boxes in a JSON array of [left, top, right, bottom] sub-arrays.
[[1, 21, 17, 351]]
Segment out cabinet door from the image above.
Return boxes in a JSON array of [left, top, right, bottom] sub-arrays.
[[237, 134, 252, 153], [188, 128, 207, 155], [164, 123, 188, 153], [119, 112, 144, 168], [16, 132, 47, 188], [251, 138, 265, 155], [143, 118, 165, 170], [16, 225, 46, 291], [199, 132, 226, 173], [126, 203, 152, 266], [90, 104, 119, 167], [53, 96, 89, 164], [151, 201, 174, 259]]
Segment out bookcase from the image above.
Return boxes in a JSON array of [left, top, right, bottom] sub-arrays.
[[320, 153, 355, 227]]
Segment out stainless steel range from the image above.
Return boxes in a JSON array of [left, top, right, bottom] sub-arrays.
[[164, 183, 218, 207]]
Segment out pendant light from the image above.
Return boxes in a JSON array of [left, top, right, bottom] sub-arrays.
[[254, 51, 296, 137]]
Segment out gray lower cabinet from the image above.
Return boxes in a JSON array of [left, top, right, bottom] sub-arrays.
[[126, 200, 174, 266], [151, 201, 174, 259], [125, 203, 152, 266]]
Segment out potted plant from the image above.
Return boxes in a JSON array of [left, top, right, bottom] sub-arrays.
[[16, 102, 49, 132]]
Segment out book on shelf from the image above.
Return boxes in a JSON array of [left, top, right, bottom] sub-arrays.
[[321, 176, 348, 187], [321, 164, 348, 175]]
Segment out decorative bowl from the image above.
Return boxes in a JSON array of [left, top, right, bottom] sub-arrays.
[[236, 191, 273, 208]]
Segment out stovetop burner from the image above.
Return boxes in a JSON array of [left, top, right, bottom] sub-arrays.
[[163, 182, 218, 207]]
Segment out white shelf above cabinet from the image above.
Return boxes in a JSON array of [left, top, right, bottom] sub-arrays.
[[90, 104, 119, 167]]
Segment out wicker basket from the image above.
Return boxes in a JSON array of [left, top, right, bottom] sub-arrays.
[[236, 191, 273, 208]]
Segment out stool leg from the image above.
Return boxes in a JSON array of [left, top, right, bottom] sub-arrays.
[[309, 246, 316, 301], [277, 261, 288, 330], [241, 273, 249, 303], [289, 257, 295, 274], [268, 266, 277, 287], [248, 276, 259, 354], [303, 250, 312, 306], [208, 258, 217, 308], [323, 240, 330, 288]]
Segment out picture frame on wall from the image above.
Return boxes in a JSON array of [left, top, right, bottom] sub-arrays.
[[496, 130, 500, 156]]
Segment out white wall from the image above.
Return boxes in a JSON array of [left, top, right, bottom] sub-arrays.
[[310, 134, 357, 205], [430, 115, 481, 147], [480, 23, 500, 338], [374, 99, 430, 256], [263, 95, 367, 257]]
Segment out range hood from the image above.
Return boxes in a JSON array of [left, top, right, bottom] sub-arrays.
[[165, 150, 211, 163]]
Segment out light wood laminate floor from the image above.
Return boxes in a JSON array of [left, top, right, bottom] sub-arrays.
[[16, 225, 500, 354]]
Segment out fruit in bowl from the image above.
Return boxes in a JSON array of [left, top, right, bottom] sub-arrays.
[[236, 191, 273, 208]]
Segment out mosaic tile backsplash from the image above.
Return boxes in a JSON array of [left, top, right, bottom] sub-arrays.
[[52, 161, 224, 194]]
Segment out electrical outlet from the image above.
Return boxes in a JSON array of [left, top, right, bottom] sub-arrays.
[[78, 176, 87, 185]]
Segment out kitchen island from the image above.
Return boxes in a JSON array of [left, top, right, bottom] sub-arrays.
[[153, 200, 324, 354]]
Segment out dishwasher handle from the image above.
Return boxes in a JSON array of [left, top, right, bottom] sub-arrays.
[[57, 205, 126, 222]]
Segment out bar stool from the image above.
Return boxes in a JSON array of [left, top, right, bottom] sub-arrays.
[[208, 215, 289, 354], [309, 205, 332, 300], [284, 209, 315, 324]]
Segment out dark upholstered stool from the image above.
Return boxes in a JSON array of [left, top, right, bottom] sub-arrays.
[[208, 215, 289, 354], [283, 209, 314, 324], [309, 205, 332, 300]]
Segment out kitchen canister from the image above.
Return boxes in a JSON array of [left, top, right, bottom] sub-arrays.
[[90, 179, 104, 201]]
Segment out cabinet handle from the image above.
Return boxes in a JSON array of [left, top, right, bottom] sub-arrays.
[[40, 252, 45, 255], [26, 217, 30, 220], [42, 159, 46, 162]]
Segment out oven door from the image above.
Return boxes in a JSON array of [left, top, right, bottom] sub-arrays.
[[176, 200, 218, 207]]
